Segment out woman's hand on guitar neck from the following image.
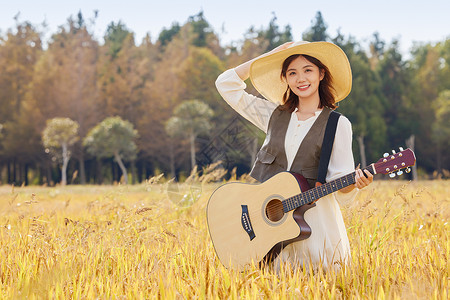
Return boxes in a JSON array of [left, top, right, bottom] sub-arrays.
[[354, 168, 373, 189], [339, 168, 373, 193]]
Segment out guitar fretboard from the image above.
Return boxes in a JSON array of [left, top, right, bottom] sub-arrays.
[[282, 165, 375, 213]]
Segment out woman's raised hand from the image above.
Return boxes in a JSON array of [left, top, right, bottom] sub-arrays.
[[235, 41, 294, 81], [267, 41, 294, 55]]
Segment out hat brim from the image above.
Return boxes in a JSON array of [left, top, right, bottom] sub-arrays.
[[249, 41, 352, 104]]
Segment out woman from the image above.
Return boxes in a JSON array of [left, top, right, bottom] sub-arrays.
[[215, 41, 373, 270]]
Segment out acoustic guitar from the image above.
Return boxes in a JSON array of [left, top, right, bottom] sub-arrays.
[[207, 148, 416, 269]]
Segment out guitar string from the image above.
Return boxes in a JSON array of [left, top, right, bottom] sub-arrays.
[[246, 164, 378, 218], [247, 172, 357, 218], [248, 172, 357, 218], [270, 154, 410, 215], [260, 153, 411, 216]]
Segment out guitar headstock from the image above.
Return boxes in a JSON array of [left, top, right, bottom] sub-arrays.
[[374, 148, 416, 177]]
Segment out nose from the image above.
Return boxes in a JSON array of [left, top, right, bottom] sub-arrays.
[[296, 73, 306, 83]]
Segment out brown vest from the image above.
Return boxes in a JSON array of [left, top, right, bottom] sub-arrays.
[[249, 106, 332, 188]]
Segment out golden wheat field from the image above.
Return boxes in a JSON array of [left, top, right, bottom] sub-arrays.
[[0, 172, 448, 299]]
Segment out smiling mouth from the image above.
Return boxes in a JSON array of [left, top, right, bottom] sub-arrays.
[[297, 84, 310, 91]]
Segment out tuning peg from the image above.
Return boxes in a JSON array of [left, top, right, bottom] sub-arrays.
[[397, 170, 404, 176], [399, 147, 404, 151], [389, 173, 396, 178], [405, 167, 411, 173], [392, 150, 396, 154], [383, 153, 389, 158]]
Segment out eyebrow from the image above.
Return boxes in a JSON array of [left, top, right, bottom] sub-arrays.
[[287, 64, 314, 72]]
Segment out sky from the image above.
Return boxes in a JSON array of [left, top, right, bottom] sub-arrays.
[[1, 0, 449, 56]]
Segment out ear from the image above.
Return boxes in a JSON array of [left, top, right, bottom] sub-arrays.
[[320, 69, 325, 81]]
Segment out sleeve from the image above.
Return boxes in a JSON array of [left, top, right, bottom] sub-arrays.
[[215, 69, 278, 133], [326, 116, 359, 206]]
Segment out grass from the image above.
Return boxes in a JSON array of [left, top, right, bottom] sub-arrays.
[[0, 177, 448, 299]]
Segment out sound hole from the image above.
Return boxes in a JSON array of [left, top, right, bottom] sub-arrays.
[[265, 199, 284, 222]]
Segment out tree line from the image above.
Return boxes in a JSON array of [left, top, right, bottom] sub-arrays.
[[0, 11, 448, 185]]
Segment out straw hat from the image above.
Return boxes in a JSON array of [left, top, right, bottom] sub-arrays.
[[249, 41, 352, 104]]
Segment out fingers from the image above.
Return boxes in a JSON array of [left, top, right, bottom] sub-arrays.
[[270, 42, 294, 54], [354, 169, 373, 189], [363, 169, 373, 180], [279, 41, 294, 50]]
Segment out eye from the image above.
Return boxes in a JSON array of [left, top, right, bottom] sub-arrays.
[[305, 69, 312, 73], [288, 71, 296, 76]]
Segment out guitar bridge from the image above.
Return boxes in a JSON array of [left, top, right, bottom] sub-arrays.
[[241, 205, 255, 241]]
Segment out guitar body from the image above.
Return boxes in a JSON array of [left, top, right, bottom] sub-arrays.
[[206, 171, 314, 269]]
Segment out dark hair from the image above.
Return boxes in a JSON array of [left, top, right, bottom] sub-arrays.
[[279, 54, 336, 112]]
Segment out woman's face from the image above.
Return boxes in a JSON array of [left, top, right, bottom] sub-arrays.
[[285, 55, 324, 100]]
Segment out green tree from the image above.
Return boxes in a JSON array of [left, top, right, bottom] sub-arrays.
[[83, 117, 138, 184], [158, 22, 181, 48], [431, 90, 450, 174], [378, 41, 417, 147], [406, 42, 442, 173], [184, 11, 223, 57], [42, 118, 79, 185], [258, 13, 293, 51], [332, 34, 386, 166], [165, 100, 214, 171], [440, 39, 450, 91], [369, 32, 385, 70], [187, 11, 214, 48], [302, 11, 329, 42], [104, 21, 132, 59]]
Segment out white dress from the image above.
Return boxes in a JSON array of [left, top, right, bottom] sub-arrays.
[[215, 69, 359, 270]]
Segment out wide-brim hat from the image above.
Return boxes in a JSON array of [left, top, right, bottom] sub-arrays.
[[249, 41, 352, 104]]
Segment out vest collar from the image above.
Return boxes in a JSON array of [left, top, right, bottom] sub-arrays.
[[293, 107, 323, 120]]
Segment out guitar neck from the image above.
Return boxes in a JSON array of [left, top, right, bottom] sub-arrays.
[[282, 164, 375, 213]]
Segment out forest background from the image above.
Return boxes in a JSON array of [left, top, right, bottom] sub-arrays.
[[0, 10, 449, 186]]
